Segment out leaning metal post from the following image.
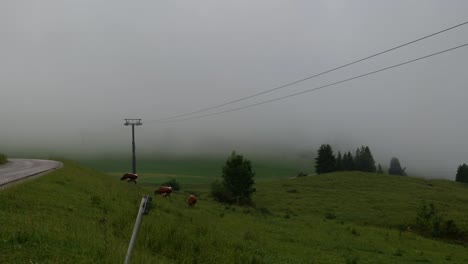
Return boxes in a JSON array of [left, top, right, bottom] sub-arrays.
[[124, 196, 152, 264]]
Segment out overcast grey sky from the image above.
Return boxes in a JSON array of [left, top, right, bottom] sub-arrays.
[[1, 1, 468, 179]]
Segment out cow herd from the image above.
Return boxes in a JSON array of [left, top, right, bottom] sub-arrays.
[[121, 173, 198, 207]]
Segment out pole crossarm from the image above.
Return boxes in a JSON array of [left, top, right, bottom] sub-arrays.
[[124, 119, 143, 126]]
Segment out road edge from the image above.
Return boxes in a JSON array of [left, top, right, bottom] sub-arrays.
[[0, 161, 63, 190]]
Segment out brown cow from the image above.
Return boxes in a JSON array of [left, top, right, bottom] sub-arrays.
[[120, 173, 138, 184], [155, 186, 173, 198], [187, 195, 197, 207]]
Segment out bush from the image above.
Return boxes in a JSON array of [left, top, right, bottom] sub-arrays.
[[161, 178, 181, 191], [0, 153, 7, 165], [211, 180, 235, 204], [297, 172, 307, 177], [415, 201, 464, 239], [324, 212, 337, 220]]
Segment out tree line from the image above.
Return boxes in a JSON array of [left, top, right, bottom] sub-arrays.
[[314, 144, 406, 176]]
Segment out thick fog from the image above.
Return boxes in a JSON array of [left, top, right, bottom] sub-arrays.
[[1, 1, 468, 179]]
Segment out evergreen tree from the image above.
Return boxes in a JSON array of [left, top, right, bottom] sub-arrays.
[[221, 151, 256, 204], [362, 146, 376, 172], [342, 151, 354, 171], [388, 157, 406, 176], [354, 146, 376, 172], [377, 164, 383, 174], [335, 151, 343, 171], [354, 147, 363, 171], [315, 144, 336, 174], [455, 163, 468, 183]]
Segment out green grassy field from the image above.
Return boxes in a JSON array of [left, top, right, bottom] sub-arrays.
[[1, 160, 468, 263], [79, 156, 311, 184]]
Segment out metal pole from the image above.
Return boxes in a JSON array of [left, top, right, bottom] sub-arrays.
[[132, 124, 136, 174], [124, 119, 141, 175], [124, 197, 146, 264]]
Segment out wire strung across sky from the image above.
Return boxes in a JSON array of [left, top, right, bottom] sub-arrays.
[[147, 20, 468, 123], [147, 43, 468, 124]]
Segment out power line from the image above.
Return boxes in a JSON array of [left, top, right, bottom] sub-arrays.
[[149, 20, 468, 122], [149, 43, 468, 124]]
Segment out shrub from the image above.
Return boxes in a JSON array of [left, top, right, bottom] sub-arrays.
[[297, 172, 307, 177], [0, 153, 7, 165], [211, 180, 235, 204], [161, 178, 181, 191], [324, 212, 337, 220], [415, 201, 464, 239]]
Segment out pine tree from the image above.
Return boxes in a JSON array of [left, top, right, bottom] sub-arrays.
[[362, 146, 376, 172], [336, 151, 343, 171], [388, 157, 406, 176], [377, 164, 383, 174], [455, 164, 468, 183], [354, 146, 376, 172], [342, 151, 354, 171], [354, 147, 362, 171], [315, 144, 336, 174]]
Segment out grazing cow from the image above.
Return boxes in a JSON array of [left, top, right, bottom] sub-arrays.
[[155, 186, 173, 198], [187, 195, 197, 207], [121, 173, 138, 184]]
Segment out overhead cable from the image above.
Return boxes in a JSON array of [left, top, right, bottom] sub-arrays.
[[149, 43, 468, 124], [148, 20, 468, 122]]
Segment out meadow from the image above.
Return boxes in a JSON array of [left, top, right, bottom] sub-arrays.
[[79, 156, 311, 184], [1, 160, 468, 263]]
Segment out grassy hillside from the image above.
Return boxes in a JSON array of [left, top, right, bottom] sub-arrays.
[[1, 161, 468, 263]]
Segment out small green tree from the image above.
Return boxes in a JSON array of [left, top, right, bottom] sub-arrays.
[[388, 157, 406, 176], [315, 144, 336, 174], [455, 163, 468, 183], [220, 151, 256, 205]]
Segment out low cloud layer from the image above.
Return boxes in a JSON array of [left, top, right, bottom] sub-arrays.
[[1, 1, 468, 179]]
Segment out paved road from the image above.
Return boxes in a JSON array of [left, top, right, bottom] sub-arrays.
[[0, 159, 62, 187]]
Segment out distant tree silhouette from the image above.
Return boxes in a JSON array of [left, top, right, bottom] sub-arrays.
[[342, 151, 355, 171], [354, 146, 376, 172], [335, 152, 343, 171], [388, 157, 406, 176], [455, 164, 468, 183], [377, 164, 384, 174], [315, 144, 336, 174]]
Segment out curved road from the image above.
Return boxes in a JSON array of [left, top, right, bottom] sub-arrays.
[[0, 159, 62, 188]]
